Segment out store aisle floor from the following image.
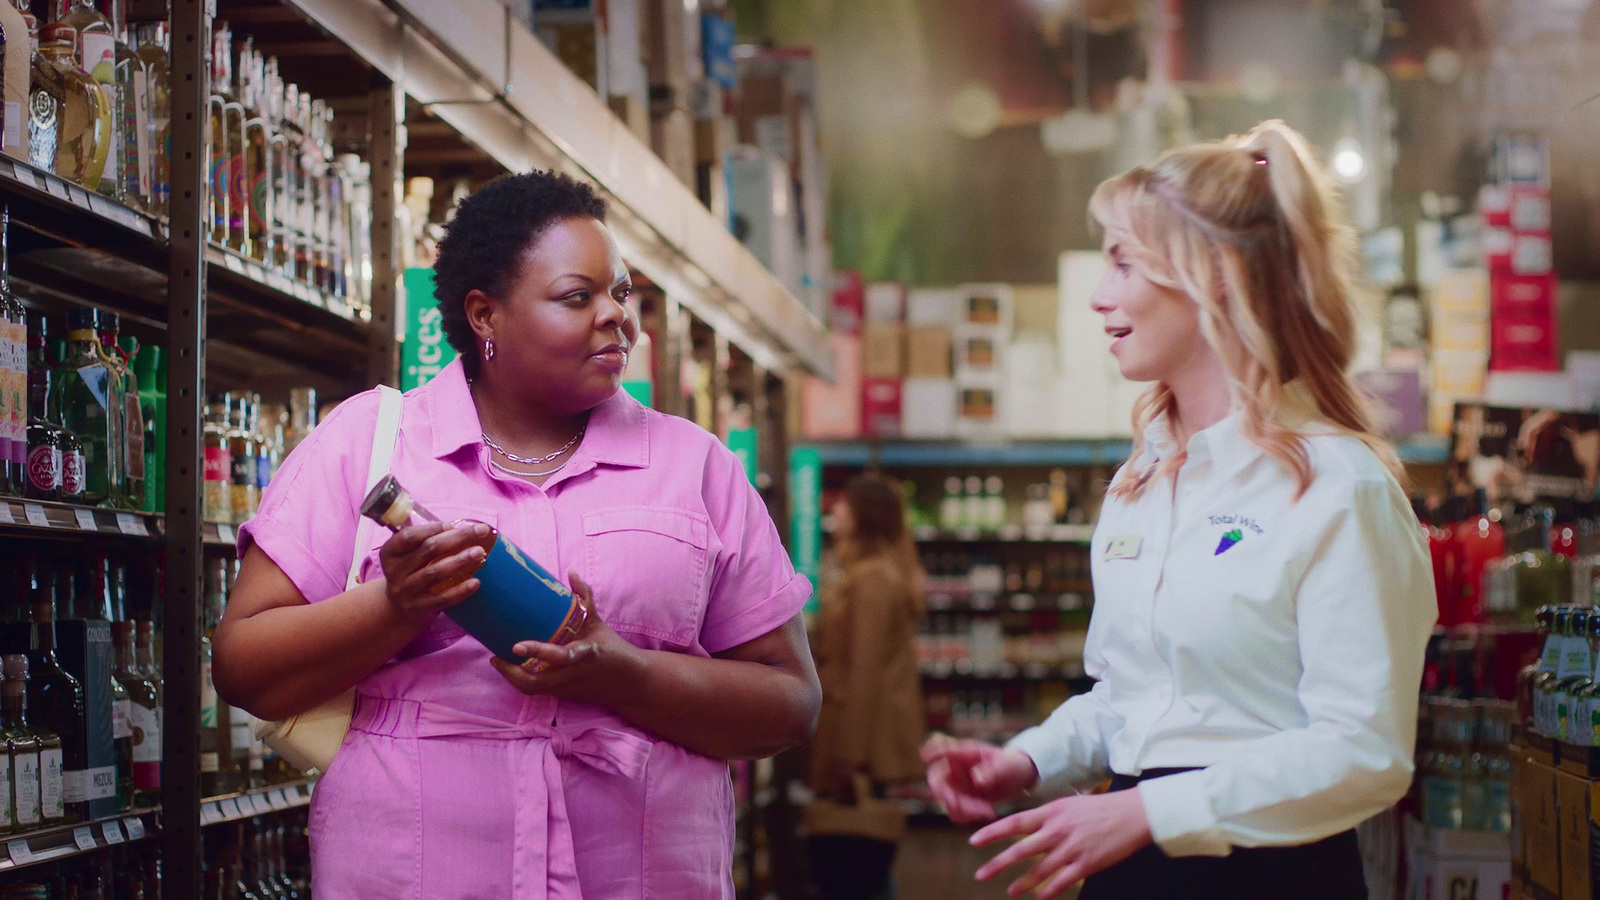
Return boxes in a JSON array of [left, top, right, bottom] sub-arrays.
[[894, 826, 1081, 900]]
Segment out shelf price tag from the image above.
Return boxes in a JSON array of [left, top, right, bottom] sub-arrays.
[[123, 817, 146, 840], [45, 178, 69, 200], [74, 509, 97, 531], [23, 504, 49, 528], [12, 166, 39, 190], [71, 826, 96, 851], [115, 513, 148, 536], [0, 503, 13, 525], [7, 838, 33, 864], [68, 186, 92, 208], [200, 802, 222, 824], [217, 797, 241, 820], [215, 523, 234, 544], [222, 254, 244, 274], [100, 820, 124, 844], [267, 788, 289, 810]]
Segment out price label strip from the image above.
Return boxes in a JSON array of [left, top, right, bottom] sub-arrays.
[[200, 802, 222, 825], [45, 178, 70, 200], [71, 826, 96, 851], [218, 797, 241, 820], [216, 523, 234, 544], [6, 839, 33, 865], [267, 789, 289, 810], [100, 820, 124, 844], [0, 502, 13, 525], [115, 513, 148, 536], [123, 817, 146, 840], [74, 508, 97, 531], [23, 504, 49, 528]]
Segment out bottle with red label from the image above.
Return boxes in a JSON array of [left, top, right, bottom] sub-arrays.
[[1550, 499, 1580, 561], [203, 392, 232, 522], [1415, 497, 1452, 624], [1454, 489, 1506, 625], [1432, 497, 1465, 625], [25, 317, 61, 501]]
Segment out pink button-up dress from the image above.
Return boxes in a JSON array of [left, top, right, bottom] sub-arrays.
[[238, 360, 811, 899]]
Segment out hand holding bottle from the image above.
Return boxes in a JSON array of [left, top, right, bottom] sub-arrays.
[[922, 734, 1039, 823], [489, 572, 643, 705], [377, 521, 490, 626]]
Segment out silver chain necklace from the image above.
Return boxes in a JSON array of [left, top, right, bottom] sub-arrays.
[[489, 456, 573, 479], [481, 426, 585, 465]]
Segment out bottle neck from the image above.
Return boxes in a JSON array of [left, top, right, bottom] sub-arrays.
[[4, 684, 27, 728], [31, 600, 56, 654]]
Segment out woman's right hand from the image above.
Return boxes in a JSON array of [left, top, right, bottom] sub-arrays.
[[922, 735, 1039, 824], [377, 522, 491, 626]]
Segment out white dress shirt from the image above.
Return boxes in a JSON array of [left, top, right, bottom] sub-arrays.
[[1007, 392, 1437, 857]]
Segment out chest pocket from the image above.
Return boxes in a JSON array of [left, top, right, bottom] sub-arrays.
[[356, 505, 496, 658], [582, 507, 712, 649]]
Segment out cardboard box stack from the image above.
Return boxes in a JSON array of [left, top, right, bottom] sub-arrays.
[[1482, 133, 1558, 374], [642, 0, 699, 187], [1505, 728, 1600, 900], [727, 145, 803, 301], [1429, 268, 1491, 436], [903, 288, 957, 439], [954, 285, 1012, 439], [533, 0, 650, 136]]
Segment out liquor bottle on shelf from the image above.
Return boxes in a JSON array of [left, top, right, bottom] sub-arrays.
[[221, 31, 246, 255], [229, 392, 257, 523], [1551, 500, 1580, 561], [0, 0, 26, 162], [311, 99, 332, 291], [206, 20, 229, 245], [983, 476, 1005, 533], [1, 242, 23, 498], [108, 616, 129, 809], [24, 318, 61, 502], [133, 343, 160, 513], [200, 558, 226, 796], [1554, 606, 1593, 743], [1047, 468, 1070, 525], [95, 312, 140, 510], [937, 477, 962, 534], [239, 38, 272, 265], [260, 401, 285, 485], [1533, 606, 1566, 737], [284, 385, 315, 456], [52, 308, 120, 507], [1453, 489, 1504, 623], [110, 620, 155, 806], [268, 73, 293, 275], [129, 19, 167, 217], [962, 476, 983, 533], [250, 394, 269, 511], [57, 0, 119, 198], [105, 0, 141, 206], [203, 392, 231, 522], [36, 23, 106, 190], [1, 653, 43, 831], [27, 583, 82, 824], [290, 90, 312, 283], [1421, 697, 1466, 829]]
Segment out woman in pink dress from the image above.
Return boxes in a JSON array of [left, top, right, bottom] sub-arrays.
[[213, 170, 821, 898]]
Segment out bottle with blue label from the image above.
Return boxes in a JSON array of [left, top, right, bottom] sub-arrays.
[[359, 474, 587, 661], [1553, 606, 1592, 742], [1531, 606, 1563, 737]]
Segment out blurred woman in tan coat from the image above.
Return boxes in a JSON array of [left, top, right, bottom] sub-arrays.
[[808, 473, 927, 899]]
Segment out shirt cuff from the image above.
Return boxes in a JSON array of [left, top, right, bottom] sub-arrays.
[[1005, 726, 1070, 784], [699, 571, 813, 654], [1135, 770, 1232, 858]]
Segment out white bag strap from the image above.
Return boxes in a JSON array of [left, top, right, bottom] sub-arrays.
[[347, 385, 404, 591]]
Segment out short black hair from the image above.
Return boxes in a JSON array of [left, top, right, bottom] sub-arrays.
[[433, 170, 609, 377]]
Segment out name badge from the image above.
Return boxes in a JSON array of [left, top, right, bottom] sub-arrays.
[[1104, 535, 1142, 561]]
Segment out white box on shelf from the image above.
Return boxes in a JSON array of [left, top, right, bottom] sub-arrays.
[[956, 283, 1015, 335], [954, 324, 1007, 378], [726, 145, 803, 300], [907, 287, 960, 325], [1002, 335, 1065, 438], [864, 282, 907, 323], [955, 371, 1004, 439], [902, 377, 957, 438]]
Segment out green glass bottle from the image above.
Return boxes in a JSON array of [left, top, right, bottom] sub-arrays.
[[51, 308, 121, 507]]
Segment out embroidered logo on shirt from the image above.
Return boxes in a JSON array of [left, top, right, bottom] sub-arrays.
[[1214, 529, 1243, 555]]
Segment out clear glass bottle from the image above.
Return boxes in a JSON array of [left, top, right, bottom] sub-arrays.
[[359, 475, 589, 660], [267, 71, 291, 274], [1477, 699, 1513, 833], [290, 90, 311, 282], [24, 316, 61, 502], [27, 584, 81, 824], [200, 558, 224, 797], [239, 39, 271, 264], [249, 394, 268, 515], [36, 23, 103, 188], [0, 654, 42, 831], [206, 20, 228, 244], [129, 21, 167, 217], [56, 0, 117, 196], [228, 393, 256, 523], [110, 621, 157, 807], [1534, 606, 1566, 737], [202, 392, 231, 522], [938, 476, 962, 534], [1, 220, 24, 497], [95, 311, 140, 510], [1556, 606, 1594, 743], [18, 0, 60, 174], [51, 307, 120, 507], [962, 475, 984, 533], [983, 475, 1006, 533], [106, 0, 140, 205], [109, 617, 130, 810], [1422, 697, 1466, 829], [284, 385, 314, 456], [221, 36, 246, 255]]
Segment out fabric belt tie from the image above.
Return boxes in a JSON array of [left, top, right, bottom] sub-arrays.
[[350, 694, 653, 899]]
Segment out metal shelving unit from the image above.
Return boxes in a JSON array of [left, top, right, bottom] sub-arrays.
[[797, 435, 1452, 469], [2, 0, 829, 894]]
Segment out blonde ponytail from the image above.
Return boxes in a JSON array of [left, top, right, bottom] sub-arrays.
[[1092, 120, 1402, 500]]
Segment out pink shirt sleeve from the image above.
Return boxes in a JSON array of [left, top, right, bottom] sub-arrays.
[[237, 391, 381, 604], [698, 442, 812, 654]]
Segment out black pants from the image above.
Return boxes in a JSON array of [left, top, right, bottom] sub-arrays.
[[1079, 769, 1368, 900], [808, 834, 897, 900]]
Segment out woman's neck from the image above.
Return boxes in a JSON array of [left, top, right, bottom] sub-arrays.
[[470, 376, 591, 454], [1165, 347, 1233, 444]]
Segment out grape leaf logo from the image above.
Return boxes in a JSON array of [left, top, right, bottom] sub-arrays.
[[1214, 528, 1243, 556]]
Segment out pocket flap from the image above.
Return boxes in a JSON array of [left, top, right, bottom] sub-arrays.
[[583, 507, 709, 549]]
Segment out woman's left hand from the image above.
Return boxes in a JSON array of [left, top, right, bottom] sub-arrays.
[[490, 572, 643, 707], [970, 789, 1153, 899]]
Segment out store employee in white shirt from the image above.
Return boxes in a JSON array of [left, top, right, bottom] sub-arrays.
[[921, 120, 1436, 900]]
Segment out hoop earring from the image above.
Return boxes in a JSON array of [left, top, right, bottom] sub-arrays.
[[483, 339, 496, 362]]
